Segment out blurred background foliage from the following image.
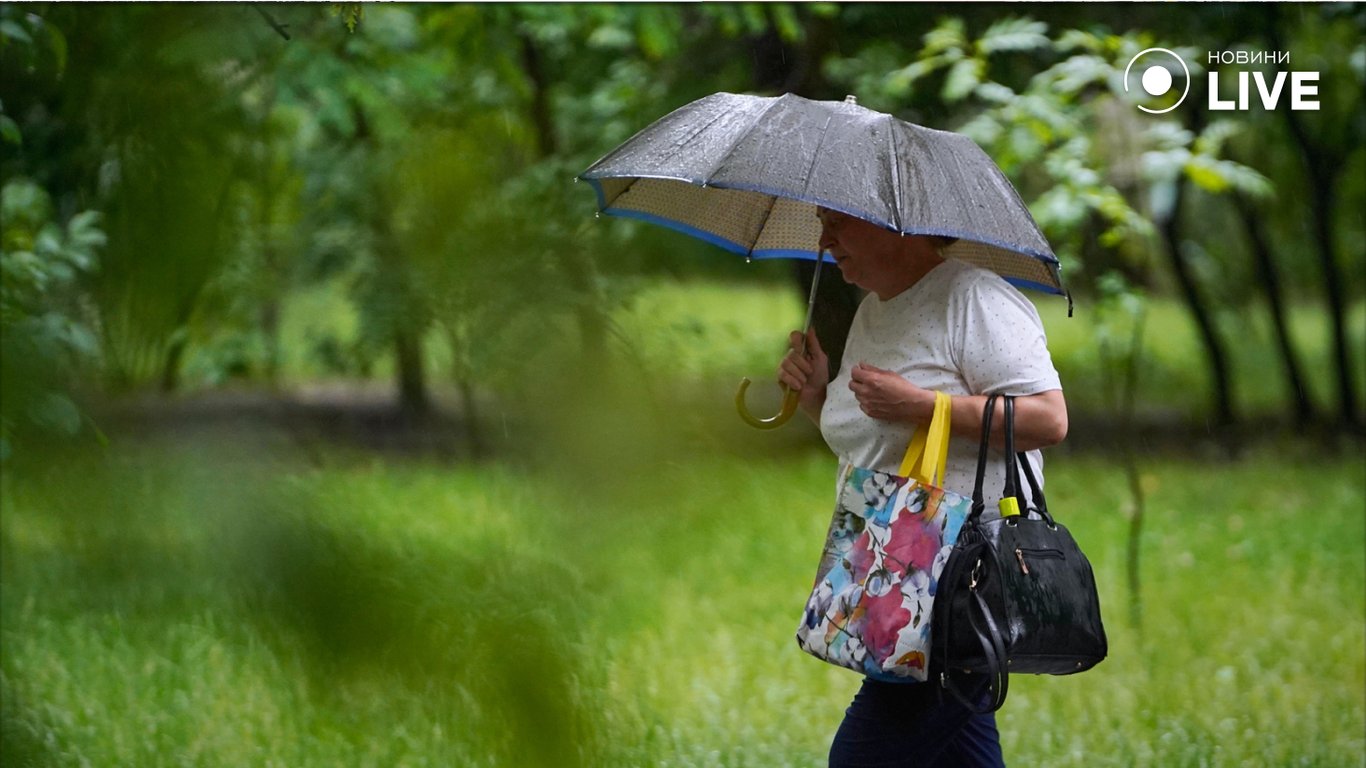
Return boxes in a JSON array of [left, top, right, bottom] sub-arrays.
[[0, 2, 1361, 455], [1, 3, 1363, 766], [0, 2, 1360, 456]]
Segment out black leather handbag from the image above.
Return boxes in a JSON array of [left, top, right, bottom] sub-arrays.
[[932, 394, 1107, 713]]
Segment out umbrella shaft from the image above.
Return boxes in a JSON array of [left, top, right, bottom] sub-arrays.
[[799, 254, 824, 356]]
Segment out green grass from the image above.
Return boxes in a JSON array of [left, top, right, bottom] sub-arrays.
[[1039, 297, 1366, 421], [3, 437, 1363, 766]]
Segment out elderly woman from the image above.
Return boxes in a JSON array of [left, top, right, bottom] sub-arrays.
[[779, 207, 1068, 768]]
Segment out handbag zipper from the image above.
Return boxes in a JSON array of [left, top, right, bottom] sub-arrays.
[[1014, 547, 1064, 575]]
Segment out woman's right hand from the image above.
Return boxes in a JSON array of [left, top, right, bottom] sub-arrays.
[[777, 328, 830, 421]]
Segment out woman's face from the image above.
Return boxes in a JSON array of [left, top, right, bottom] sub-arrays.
[[816, 208, 906, 292], [816, 207, 945, 298]]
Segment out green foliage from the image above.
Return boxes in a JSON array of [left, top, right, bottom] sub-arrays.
[[0, 10, 107, 456], [0, 95, 21, 147], [977, 18, 1050, 56], [1, 4, 1361, 430], [330, 2, 364, 33], [0, 5, 67, 76], [0, 6, 260, 390], [0, 178, 104, 455], [1089, 273, 1149, 397], [1142, 121, 1274, 199]]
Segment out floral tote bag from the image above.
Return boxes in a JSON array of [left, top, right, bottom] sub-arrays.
[[796, 392, 972, 682]]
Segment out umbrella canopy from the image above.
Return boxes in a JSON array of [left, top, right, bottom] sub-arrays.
[[579, 91, 1065, 296]]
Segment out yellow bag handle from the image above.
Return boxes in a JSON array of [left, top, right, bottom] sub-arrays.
[[898, 392, 952, 486]]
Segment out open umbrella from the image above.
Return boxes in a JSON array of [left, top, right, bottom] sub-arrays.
[[579, 91, 1066, 428]]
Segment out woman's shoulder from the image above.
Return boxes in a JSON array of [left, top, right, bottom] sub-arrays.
[[941, 259, 1033, 305], [940, 258, 1005, 289], [937, 260, 1049, 340]]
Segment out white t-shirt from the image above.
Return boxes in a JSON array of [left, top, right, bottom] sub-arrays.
[[820, 259, 1062, 511]]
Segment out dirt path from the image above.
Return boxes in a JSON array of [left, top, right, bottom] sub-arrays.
[[84, 383, 1358, 463]]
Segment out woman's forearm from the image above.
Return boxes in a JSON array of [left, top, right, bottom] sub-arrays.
[[945, 390, 1068, 452]]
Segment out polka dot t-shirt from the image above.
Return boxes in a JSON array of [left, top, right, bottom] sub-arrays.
[[819, 259, 1062, 509]]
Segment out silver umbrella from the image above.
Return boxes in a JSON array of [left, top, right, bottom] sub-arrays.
[[579, 91, 1066, 428]]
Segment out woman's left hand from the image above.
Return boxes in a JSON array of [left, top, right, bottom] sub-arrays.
[[848, 362, 934, 423]]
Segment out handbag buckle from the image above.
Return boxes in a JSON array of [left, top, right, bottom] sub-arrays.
[[969, 558, 982, 590]]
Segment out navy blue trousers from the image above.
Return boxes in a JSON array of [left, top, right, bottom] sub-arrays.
[[828, 677, 1006, 768]]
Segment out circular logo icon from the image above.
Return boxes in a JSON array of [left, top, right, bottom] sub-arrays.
[[1123, 48, 1190, 114]]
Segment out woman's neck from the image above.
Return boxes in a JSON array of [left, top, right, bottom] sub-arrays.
[[870, 248, 946, 301]]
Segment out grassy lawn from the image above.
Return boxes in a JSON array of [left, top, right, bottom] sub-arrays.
[[6, 278, 1363, 765], [3, 435, 1362, 766]]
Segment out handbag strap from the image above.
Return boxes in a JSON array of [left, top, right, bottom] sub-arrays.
[[1015, 440, 1055, 525], [968, 394, 1000, 523], [941, 589, 1010, 714], [1004, 395, 1056, 525], [1000, 396, 1022, 517], [898, 391, 952, 486]]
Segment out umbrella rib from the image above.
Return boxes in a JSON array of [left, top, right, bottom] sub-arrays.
[[583, 94, 738, 183], [747, 192, 783, 259], [797, 112, 836, 203], [885, 117, 904, 233], [697, 95, 787, 183], [674, 110, 747, 181], [596, 176, 639, 211]]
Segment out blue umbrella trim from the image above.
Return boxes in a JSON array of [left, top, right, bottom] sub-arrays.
[[1002, 277, 1068, 296], [583, 177, 1064, 294], [584, 177, 608, 210], [599, 204, 838, 264]]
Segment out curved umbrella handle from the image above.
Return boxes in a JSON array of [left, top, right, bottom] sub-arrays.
[[734, 254, 825, 431], [735, 377, 800, 429]]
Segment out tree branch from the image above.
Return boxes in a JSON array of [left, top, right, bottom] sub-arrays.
[[254, 6, 291, 41]]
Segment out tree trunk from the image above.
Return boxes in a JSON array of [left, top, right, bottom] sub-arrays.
[[261, 297, 281, 390], [1264, 13, 1360, 432], [518, 31, 558, 158], [353, 103, 431, 419], [748, 6, 837, 96], [458, 376, 484, 458], [159, 173, 236, 394], [1282, 112, 1357, 430], [394, 327, 429, 419], [1301, 155, 1358, 430], [159, 333, 186, 393], [1231, 192, 1317, 425], [1160, 176, 1238, 441]]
